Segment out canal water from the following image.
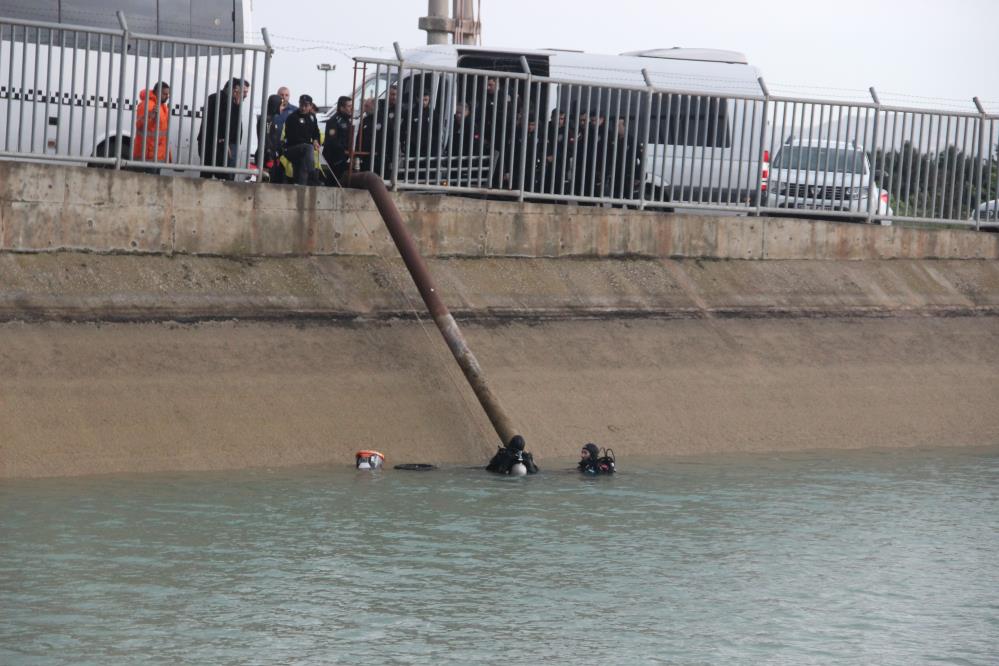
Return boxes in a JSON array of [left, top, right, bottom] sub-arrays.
[[2, 446, 997, 665]]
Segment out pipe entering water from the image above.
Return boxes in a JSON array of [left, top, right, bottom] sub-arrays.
[[349, 172, 520, 448]]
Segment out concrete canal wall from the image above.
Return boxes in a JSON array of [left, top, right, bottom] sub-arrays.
[[1, 162, 997, 478]]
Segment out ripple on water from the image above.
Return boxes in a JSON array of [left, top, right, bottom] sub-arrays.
[[1, 447, 998, 664]]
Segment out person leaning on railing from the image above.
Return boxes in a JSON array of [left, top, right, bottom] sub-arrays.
[[132, 81, 172, 171], [282, 94, 321, 186]]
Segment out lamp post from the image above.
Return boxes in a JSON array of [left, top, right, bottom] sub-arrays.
[[316, 63, 335, 108]]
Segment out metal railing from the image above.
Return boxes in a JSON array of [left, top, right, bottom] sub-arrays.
[[351, 55, 999, 229], [0, 13, 271, 177]]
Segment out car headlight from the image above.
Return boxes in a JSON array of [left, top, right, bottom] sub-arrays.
[[847, 186, 861, 199]]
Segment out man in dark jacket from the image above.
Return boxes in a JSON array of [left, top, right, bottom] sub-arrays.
[[199, 78, 249, 180], [323, 95, 354, 186], [358, 86, 397, 176], [283, 94, 321, 186]]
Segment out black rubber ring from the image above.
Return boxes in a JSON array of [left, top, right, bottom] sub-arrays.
[[393, 463, 438, 471]]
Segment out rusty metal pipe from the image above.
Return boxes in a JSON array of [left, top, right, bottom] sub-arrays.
[[349, 172, 520, 447]]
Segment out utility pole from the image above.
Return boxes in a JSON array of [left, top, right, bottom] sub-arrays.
[[316, 63, 334, 108], [419, 0, 449, 45]]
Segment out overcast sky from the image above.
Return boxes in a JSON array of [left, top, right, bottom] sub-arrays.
[[251, 0, 999, 113]]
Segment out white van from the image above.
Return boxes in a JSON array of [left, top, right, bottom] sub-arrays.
[[370, 45, 768, 205], [0, 0, 257, 171]]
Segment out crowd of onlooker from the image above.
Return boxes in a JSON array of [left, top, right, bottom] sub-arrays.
[[256, 76, 643, 199], [130, 76, 643, 199]]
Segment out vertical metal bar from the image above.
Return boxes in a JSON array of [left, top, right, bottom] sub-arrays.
[[928, 114, 944, 218], [754, 81, 771, 215], [932, 114, 947, 219], [113, 15, 130, 168], [412, 69, 425, 183], [685, 95, 702, 204], [447, 72, 461, 187], [78, 32, 93, 156], [890, 111, 906, 214], [587, 86, 601, 199], [391, 62, 404, 189], [375, 65, 389, 180], [942, 115, 957, 220], [166, 41, 178, 165], [538, 80, 552, 195], [66, 31, 79, 160], [516, 66, 532, 200], [640, 86, 658, 208], [43, 25, 55, 154], [102, 33, 115, 158], [435, 72, 451, 187], [471, 73, 483, 188], [911, 113, 925, 217], [207, 46, 222, 170], [189, 44, 203, 167], [726, 97, 741, 205], [89, 33, 103, 158], [866, 88, 882, 223], [668, 93, 682, 204], [904, 110, 917, 216], [237, 47, 249, 170], [177, 43, 190, 165], [607, 88, 621, 200], [3, 21, 16, 151], [935, 114, 952, 219], [656, 92, 671, 204], [973, 99, 988, 229], [568, 84, 581, 198], [953, 116, 970, 220], [16, 25, 30, 152], [701, 96, 718, 204], [746, 96, 760, 208], [148, 39, 165, 166], [529, 78, 543, 196], [878, 111, 898, 218], [29, 26, 41, 152]]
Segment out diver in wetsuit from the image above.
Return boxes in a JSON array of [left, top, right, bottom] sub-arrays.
[[578, 442, 615, 475], [486, 435, 539, 476]]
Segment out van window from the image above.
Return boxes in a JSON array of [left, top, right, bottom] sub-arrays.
[[773, 146, 867, 175], [654, 95, 730, 148]]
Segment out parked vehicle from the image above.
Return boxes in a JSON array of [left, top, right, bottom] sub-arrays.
[[969, 200, 998, 231], [767, 139, 887, 222], [357, 45, 769, 205], [0, 0, 257, 171]]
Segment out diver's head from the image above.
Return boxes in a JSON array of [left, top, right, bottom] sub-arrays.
[[507, 435, 525, 452], [581, 443, 599, 461]]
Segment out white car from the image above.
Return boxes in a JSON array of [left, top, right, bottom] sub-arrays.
[[969, 200, 998, 231], [767, 139, 886, 222]]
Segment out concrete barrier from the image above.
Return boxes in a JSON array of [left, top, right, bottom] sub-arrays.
[[2, 161, 998, 260], [1, 160, 998, 478]]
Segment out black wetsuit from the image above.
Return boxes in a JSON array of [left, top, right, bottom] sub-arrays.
[[486, 446, 538, 475], [578, 457, 615, 475]]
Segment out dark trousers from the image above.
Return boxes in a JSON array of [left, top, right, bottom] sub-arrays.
[[285, 143, 316, 185]]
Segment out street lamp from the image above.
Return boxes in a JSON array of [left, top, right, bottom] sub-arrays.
[[316, 63, 335, 108]]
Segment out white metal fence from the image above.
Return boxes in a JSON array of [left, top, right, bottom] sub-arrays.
[[351, 57, 999, 229], [0, 12, 271, 177]]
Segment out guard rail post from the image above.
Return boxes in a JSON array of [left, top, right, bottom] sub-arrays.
[[638, 68, 654, 210], [391, 42, 404, 191], [973, 97, 987, 231], [753, 76, 770, 217], [516, 56, 532, 202], [113, 11, 129, 170], [253, 27, 272, 184], [867, 87, 882, 225]]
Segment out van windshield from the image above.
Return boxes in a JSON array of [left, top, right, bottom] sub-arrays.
[[773, 146, 867, 175]]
